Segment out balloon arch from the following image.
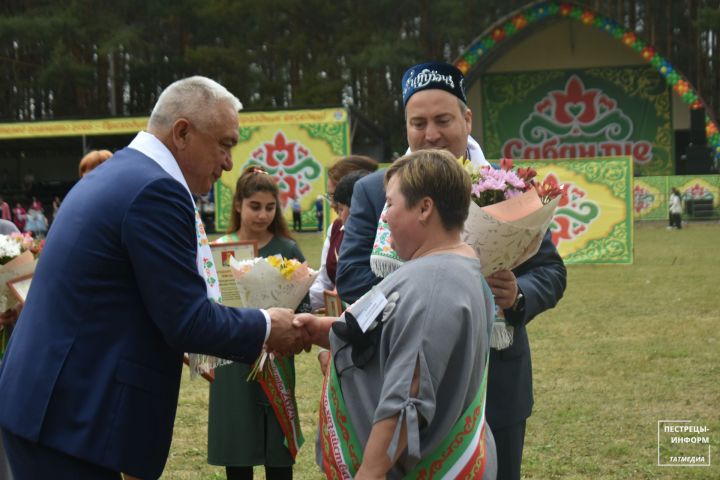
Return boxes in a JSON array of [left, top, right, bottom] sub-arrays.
[[453, 0, 720, 165]]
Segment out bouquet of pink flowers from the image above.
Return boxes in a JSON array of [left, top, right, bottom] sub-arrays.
[[462, 158, 564, 350], [462, 158, 565, 277]]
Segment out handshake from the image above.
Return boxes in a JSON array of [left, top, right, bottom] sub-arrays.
[[264, 308, 332, 356]]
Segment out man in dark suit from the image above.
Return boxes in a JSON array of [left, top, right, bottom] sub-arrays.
[[0, 76, 307, 479], [336, 62, 566, 480]]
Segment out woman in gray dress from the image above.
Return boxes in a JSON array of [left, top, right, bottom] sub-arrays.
[[297, 149, 497, 479]]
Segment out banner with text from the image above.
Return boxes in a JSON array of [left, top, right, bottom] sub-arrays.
[[215, 108, 349, 232], [516, 156, 633, 265], [482, 66, 673, 176], [0, 117, 148, 139]]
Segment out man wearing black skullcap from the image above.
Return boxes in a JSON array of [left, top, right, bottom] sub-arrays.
[[401, 62, 486, 162], [337, 61, 567, 480]]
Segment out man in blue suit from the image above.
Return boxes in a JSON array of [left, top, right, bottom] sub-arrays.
[[0, 76, 307, 479], [336, 62, 567, 480]]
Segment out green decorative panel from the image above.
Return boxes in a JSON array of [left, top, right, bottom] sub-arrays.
[[482, 66, 673, 176]]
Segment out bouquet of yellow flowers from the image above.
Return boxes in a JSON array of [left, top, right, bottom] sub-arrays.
[[229, 253, 317, 380], [229, 255, 317, 311], [228, 254, 317, 459]]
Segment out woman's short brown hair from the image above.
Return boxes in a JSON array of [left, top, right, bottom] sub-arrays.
[[327, 155, 378, 185], [384, 149, 471, 231]]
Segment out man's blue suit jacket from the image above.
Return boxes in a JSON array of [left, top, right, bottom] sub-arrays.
[[0, 147, 267, 479], [336, 168, 566, 431]]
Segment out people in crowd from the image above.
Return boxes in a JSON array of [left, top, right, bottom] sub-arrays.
[[51, 196, 62, 224], [11, 203, 25, 232], [336, 61, 566, 480], [208, 166, 310, 480], [331, 171, 368, 234], [23, 207, 47, 238], [0, 197, 10, 222], [668, 187, 683, 229], [0, 76, 308, 479], [310, 169, 373, 374], [314, 195, 323, 231], [296, 150, 497, 479], [290, 195, 302, 232], [309, 155, 378, 311], [29, 196, 42, 213], [78, 149, 113, 177]]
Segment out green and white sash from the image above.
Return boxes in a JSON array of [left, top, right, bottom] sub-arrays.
[[369, 203, 403, 278], [319, 357, 489, 479], [255, 356, 305, 459], [127, 131, 227, 374]]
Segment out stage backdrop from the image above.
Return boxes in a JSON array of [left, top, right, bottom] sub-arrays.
[[633, 175, 720, 220], [214, 108, 349, 232], [482, 65, 673, 176], [516, 156, 633, 265]]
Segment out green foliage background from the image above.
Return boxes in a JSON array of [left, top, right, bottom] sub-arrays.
[[1, 1, 719, 158]]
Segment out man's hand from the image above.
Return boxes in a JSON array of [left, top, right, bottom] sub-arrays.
[[265, 308, 310, 356], [293, 313, 335, 349], [486, 269, 518, 309]]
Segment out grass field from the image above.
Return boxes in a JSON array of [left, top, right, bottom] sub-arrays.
[[164, 223, 719, 479]]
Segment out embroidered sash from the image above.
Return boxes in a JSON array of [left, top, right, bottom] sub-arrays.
[[319, 357, 489, 479], [188, 209, 230, 375], [127, 132, 230, 375], [369, 204, 403, 279], [256, 356, 305, 459]]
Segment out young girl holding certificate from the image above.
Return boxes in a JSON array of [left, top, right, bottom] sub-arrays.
[[207, 166, 309, 480]]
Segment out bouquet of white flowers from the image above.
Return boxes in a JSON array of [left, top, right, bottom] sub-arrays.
[[0, 233, 44, 357], [229, 255, 317, 312], [0, 233, 43, 310], [226, 254, 317, 459]]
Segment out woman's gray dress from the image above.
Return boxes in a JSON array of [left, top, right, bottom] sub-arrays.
[[328, 253, 497, 479]]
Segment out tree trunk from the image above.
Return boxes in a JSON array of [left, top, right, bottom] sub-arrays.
[[647, 1, 655, 47], [666, 0, 672, 58]]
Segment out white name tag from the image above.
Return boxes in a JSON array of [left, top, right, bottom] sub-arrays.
[[349, 288, 388, 333]]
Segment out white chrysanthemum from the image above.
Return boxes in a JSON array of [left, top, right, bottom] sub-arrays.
[[0, 234, 21, 260]]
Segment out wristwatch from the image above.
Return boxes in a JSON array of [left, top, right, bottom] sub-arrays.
[[511, 289, 525, 312]]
